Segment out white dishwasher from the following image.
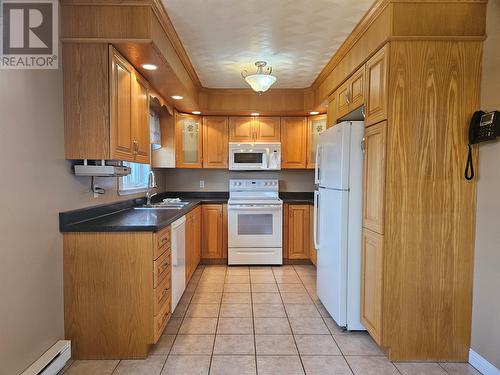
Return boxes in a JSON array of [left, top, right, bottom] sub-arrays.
[[171, 216, 186, 311]]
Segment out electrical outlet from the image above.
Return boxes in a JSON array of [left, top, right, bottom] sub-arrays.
[[199, 180, 205, 188]]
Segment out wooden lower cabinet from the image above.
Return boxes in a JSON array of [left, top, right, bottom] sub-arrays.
[[63, 227, 172, 359], [284, 204, 310, 260], [185, 206, 201, 283], [201, 204, 227, 260], [360, 228, 384, 345]]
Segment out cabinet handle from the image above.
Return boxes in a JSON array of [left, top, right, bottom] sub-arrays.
[[361, 107, 366, 119], [361, 137, 366, 153], [133, 140, 138, 154]]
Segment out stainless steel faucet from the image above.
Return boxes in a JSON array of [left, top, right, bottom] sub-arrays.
[[146, 170, 158, 206]]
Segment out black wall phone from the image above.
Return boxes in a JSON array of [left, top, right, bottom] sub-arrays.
[[464, 110, 500, 180]]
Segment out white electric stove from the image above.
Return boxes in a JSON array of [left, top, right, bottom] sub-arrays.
[[227, 179, 283, 265]]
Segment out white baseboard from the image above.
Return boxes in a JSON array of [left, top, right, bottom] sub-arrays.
[[21, 340, 71, 375], [469, 349, 500, 375]]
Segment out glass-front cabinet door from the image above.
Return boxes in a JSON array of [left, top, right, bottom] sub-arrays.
[[176, 112, 202, 168], [307, 114, 327, 169]]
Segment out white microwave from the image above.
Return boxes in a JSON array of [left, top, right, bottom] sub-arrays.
[[229, 142, 281, 171]]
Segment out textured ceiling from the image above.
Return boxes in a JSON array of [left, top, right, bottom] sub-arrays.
[[162, 0, 374, 89]]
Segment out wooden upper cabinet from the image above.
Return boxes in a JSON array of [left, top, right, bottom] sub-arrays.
[[228, 117, 254, 142], [306, 114, 327, 169], [281, 117, 307, 169], [201, 204, 224, 259], [349, 66, 365, 111], [110, 48, 134, 161], [361, 228, 384, 345], [336, 80, 351, 120], [327, 93, 337, 128], [65, 45, 151, 163], [203, 116, 228, 168], [365, 45, 388, 126], [229, 116, 280, 142], [285, 204, 310, 260], [132, 74, 151, 164], [335, 65, 365, 120], [255, 117, 281, 141], [363, 121, 387, 234], [176, 113, 202, 168]]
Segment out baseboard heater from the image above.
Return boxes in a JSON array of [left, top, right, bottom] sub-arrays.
[[21, 340, 71, 375]]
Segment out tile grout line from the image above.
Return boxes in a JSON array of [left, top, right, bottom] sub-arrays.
[[277, 265, 308, 375], [207, 265, 227, 374], [249, 267, 259, 375]]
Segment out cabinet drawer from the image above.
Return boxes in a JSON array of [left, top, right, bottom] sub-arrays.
[[155, 226, 171, 259], [153, 294, 171, 343], [154, 249, 171, 288], [154, 274, 171, 316]]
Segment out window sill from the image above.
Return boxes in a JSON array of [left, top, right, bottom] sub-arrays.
[[118, 187, 148, 196]]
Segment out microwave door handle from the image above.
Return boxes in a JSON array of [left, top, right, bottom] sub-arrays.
[[262, 151, 268, 169]]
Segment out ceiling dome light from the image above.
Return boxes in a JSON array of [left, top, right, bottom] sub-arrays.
[[241, 61, 277, 94], [141, 63, 157, 71]]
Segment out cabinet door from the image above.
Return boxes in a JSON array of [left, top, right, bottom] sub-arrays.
[[203, 116, 228, 168], [176, 113, 202, 168], [349, 65, 365, 111], [228, 117, 254, 142], [327, 94, 337, 129], [306, 114, 327, 169], [286, 204, 310, 260], [255, 117, 281, 141], [201, 204, 224, 259], [309, 205, 317, 266], [361, 229, 384, 345], [336, 80, 350, 119], [363, 121, 387, 234], [365, 45, 388, 126], [110, 49, 134, 161], [281, 117, 307, 169], [132, 74, 150, 164]]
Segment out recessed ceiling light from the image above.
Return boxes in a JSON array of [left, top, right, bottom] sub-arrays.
[[192, 111, 201, 115], [310, 111, 320, 115], [141, 63, 157, 71], [171, 95, 183, 100], [251, 112, 259, 116]]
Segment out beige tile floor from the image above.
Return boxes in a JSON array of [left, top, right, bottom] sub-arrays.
[[60, 265, 482, 375]]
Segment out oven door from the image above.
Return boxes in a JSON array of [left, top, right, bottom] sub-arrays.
[[228, 204, 282, 248]]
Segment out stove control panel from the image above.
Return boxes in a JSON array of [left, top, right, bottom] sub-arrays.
[[229, 179, 279, 192]]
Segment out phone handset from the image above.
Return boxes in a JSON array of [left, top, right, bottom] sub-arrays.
[[464, 111, 485, 181]]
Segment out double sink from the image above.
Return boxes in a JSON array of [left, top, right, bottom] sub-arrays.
[[134, 201, 191, 211]]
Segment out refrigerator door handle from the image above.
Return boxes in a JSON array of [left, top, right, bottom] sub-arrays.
[[315, 144, 321, 185], [313, 190, 320, 250]]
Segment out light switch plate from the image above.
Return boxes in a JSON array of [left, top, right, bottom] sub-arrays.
[[199, 180, 205, 188]]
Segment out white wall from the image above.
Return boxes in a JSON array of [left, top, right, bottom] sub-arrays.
[[0, 67, 160, 374], [471, 0, 500, 369]]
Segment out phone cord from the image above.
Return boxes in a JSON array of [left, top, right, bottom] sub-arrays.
[[464, 144, 474, 180]]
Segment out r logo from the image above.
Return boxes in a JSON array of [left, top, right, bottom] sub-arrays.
[[2, 2, 53, 54]]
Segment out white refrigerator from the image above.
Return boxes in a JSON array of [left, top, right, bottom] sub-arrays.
[[314, 121, 365, 331]]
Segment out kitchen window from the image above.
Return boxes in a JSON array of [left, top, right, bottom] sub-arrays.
[[119, 162, 151, 195]]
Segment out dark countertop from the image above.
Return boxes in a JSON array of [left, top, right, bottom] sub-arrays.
[[59, 191, 314, 233]]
